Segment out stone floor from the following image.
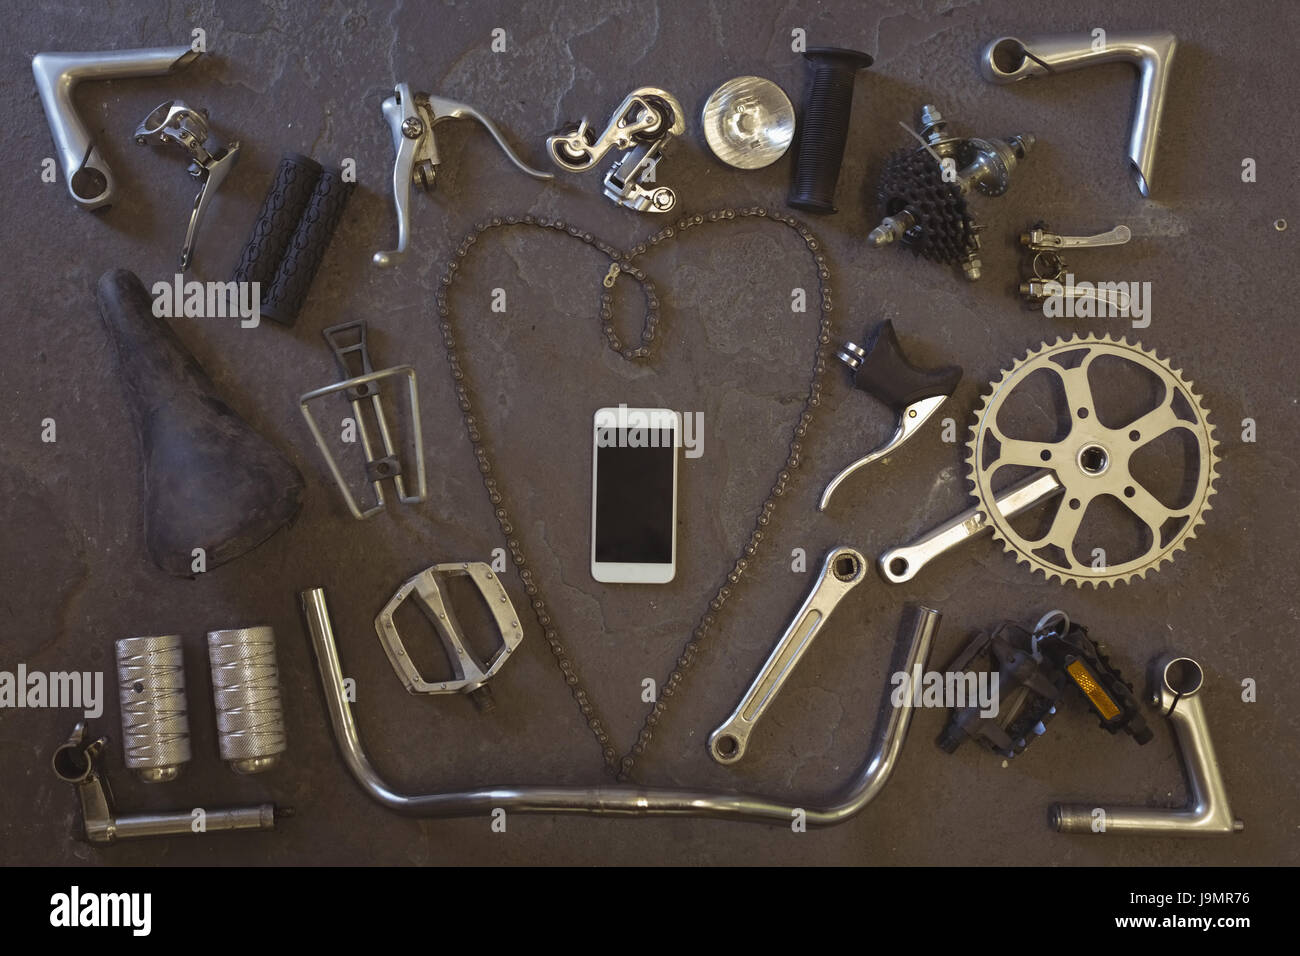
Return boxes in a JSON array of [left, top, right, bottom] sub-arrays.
[[3, 0, 1295, 865]]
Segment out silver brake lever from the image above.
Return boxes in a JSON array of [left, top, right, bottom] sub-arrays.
[[818, 322, 962, 512], [374, 83, 553, 268], [819, 394, 948, 511], [1020, 279, 1131, 312], [1023, 224, 1131, 250]]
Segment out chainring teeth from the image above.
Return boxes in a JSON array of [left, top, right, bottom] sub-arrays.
[[964, 334, 1219, 587]]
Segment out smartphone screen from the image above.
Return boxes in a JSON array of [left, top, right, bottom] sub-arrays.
[[591, 408, 678, 583]]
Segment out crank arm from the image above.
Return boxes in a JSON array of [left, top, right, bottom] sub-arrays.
[[1022, 225, 1131, 250], [709, 547, 867, 764], [878, 471, 1063, 583]]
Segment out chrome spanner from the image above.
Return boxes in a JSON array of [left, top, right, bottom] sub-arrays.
[[709, 546, 867, 764], [878, 470, 1063, 583]]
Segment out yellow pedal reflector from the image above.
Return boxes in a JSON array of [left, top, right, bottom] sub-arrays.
[[1067, 660, 1121, 720]]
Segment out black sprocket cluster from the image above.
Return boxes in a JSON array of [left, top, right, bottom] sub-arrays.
[[876, 148, 977, 265]]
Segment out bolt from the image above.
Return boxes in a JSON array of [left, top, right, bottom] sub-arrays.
[[401, 116, 425, 139], [918, 104, 947, 144], [1008, 133, 1035, 158], [867, 209, 916, 248]]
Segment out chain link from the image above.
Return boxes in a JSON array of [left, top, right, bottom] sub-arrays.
[[434, 207, 834, 779]]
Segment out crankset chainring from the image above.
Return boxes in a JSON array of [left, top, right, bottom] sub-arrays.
[[967, 335, 1219, 586]]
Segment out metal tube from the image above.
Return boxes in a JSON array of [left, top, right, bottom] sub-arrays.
[[32, 46, 201, 209], [1052, 655, 1243, 836], [111, 805, 277, 841], [979, 31, 1176, 197], [52, 721, 281, 844], [300, 587, 939, 826]]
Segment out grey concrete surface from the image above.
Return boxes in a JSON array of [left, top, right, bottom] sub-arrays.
[[2, 0, 1296, 866]]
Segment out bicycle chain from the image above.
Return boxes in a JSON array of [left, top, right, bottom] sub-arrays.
[[433, 207, 834, 779]]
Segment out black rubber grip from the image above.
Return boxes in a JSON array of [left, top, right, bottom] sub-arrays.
[[232, 153, 323, 286], [850, 320, 962, 410], [787, 47, 872, 214], [261, 167, 355, 326]]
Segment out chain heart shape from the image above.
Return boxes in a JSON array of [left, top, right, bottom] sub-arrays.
[[433, 207, 835, 779]]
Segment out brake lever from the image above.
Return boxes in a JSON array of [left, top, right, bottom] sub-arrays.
[[1022, 224, 1131, 251], [818, 321, 962, 511], [374, 83, 552, 268]]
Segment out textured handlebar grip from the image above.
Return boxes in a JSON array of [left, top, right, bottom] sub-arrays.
[[260, 168, 355, 327], [788, 47, 872, 214], [232, 153, 323, 285]]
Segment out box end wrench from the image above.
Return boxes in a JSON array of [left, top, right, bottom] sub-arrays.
[[709, 546, 867, 764]]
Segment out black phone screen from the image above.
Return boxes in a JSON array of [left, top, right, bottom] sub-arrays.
[[594, 427, 675, 564]]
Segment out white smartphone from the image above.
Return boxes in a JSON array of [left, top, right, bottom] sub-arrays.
[[590, 406, 679, 583]]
